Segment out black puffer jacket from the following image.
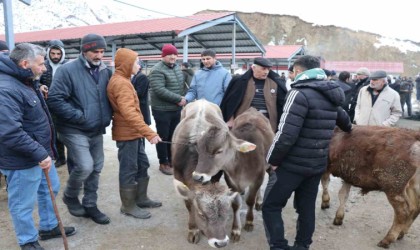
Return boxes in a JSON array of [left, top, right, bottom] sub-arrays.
[[0, 54, 57, 169], [267, 79, 352, 176]]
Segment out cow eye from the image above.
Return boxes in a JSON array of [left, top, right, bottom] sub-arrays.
[[214, 150, 223, 155]]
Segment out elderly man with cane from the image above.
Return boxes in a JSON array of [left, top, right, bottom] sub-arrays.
[[0, 43, 75, 250]]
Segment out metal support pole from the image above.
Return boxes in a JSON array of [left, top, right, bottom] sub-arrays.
[[183, 35, 189, 63], [231, 20, 237, 74], [3, 0, 15, 50]]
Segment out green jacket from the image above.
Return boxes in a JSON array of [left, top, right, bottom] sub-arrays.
[[149, 61, 184, 111]]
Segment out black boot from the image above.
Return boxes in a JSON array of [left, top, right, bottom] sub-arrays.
[[290, 243, 310, 250], [39, 225, 76, 240], [136, 177, 162, 208], [84, 206, 110, 225], [20, 241, 44, 250], [120, 184, 151, 219], [62, 194, 87, 217]]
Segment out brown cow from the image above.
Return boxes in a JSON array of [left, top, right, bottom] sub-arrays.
[[321, 125, 420, 248], [192, 107, 274, 232], [172, 99, 242, 248]]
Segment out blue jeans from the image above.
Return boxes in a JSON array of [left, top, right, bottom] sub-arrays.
[[116, 138, 150, 185], [0, 163, 60, 245], [59, 133, 104, 207]]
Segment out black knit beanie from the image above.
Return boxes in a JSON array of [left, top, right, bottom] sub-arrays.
[[0, 40, 9, 51], [80, 33, 106, 52]]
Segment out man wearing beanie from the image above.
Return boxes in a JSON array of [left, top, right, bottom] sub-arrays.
[[149, 44, 186, 175], [0, 40, 9, 53], [47, 33, 113, 225], [40, 39, 69, 169]]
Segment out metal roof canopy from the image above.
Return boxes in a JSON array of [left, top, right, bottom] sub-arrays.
[[0, 12, 266, 68]]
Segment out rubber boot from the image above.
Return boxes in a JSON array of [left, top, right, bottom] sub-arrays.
[[120, 184, 151, 219], [136, 177, 162, 208]]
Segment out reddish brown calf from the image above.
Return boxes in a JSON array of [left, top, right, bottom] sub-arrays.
[[321, 125, 420, 248]]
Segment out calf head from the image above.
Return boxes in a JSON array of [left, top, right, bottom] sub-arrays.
[[192, 126, 256, 183], [174, 179, 239, 248]]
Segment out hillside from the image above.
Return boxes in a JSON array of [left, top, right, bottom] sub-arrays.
[[1, 0, 419, 76], [235, 11, 420, 76]]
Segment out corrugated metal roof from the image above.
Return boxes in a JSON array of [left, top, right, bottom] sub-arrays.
[[325, 61, 404, 74], [264, 45, 304, 60], [0, 12, 266, 63], [0, 12, 232, 43]]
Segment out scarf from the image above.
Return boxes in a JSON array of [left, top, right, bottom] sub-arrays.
[[294, 68, 327, 83]]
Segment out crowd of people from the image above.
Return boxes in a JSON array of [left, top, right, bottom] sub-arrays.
[[0, 35, 419, 250]]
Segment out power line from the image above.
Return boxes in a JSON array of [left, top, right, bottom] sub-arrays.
[[112, 0, 235, 24]]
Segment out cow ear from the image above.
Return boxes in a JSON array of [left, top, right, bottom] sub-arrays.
[[173, 179, 193, 200], [228, 190, 241, 204], [235, 139, 256, 153]]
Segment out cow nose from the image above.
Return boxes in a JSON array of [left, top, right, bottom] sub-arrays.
[[214, 241, 228, 248], [192, 172, 203, 182]]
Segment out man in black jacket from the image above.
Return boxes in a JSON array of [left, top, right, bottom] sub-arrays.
[[220, 57, 287, 132], [40, 39, 68, 168], [0, 43, 75, 250], [348, 67, 370, 122], [262, 55, 352, 250]]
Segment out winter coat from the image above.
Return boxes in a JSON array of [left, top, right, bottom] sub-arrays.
[[354, 85, 402, 126], [149, 61, 184, 111], [0, 54, 57, 170], [220, 69, 287, 132], [348, 77, 370, 121], [107, 48, 157, 141], [47, 54, 112, 135], [40, 45, 68, 88], [182, 68, 194, 94], [185, 61, 231, 105], [267, 79, 352, 176], [131, 71, 151, 125]]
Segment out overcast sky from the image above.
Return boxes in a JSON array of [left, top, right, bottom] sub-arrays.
[[111, 0, 419, 42]]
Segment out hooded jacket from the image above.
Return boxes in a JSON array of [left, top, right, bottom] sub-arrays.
[[267, 71, 352, 176], [0, 54, 57, 169], [40, 40, 68, 88], [107, 48, 157, 141]]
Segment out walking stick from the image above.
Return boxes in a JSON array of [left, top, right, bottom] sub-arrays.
[[43, 169, 69, 250]]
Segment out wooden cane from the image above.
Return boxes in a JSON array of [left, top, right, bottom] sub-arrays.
[[43, 168, 69, 250]]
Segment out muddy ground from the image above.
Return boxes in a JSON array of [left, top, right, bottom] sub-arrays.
[[0, 118, 419, 250]]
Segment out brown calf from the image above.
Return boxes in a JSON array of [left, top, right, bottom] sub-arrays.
[[321, 125, 420, 248], [192, 107, 274, 232], [172, 100, 241, 248]]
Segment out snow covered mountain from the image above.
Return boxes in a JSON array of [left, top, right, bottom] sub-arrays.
[[0, 0, 154, 33]]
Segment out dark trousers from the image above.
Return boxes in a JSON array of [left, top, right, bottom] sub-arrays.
[[53, 115, 66, 161], [400, 93, 412, 116], [262, 167, 322, 249], [116, 138, 150, 185], [151, 109, 181, 164]]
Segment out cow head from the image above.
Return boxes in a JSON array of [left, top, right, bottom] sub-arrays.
[[174, 179, 239, 248], [192, 126, 256, 183]]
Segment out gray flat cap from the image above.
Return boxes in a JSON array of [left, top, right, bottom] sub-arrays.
[[370, 70, 387, 79], [254, 57, 272, 67]]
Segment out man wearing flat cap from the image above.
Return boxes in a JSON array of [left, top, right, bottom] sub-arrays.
[[220, 57, 288, 132], [354, 70, 402, 126], [48, 33, 113, 225]]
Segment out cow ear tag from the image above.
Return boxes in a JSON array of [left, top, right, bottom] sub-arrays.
[[237, 142, 256, 153]]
